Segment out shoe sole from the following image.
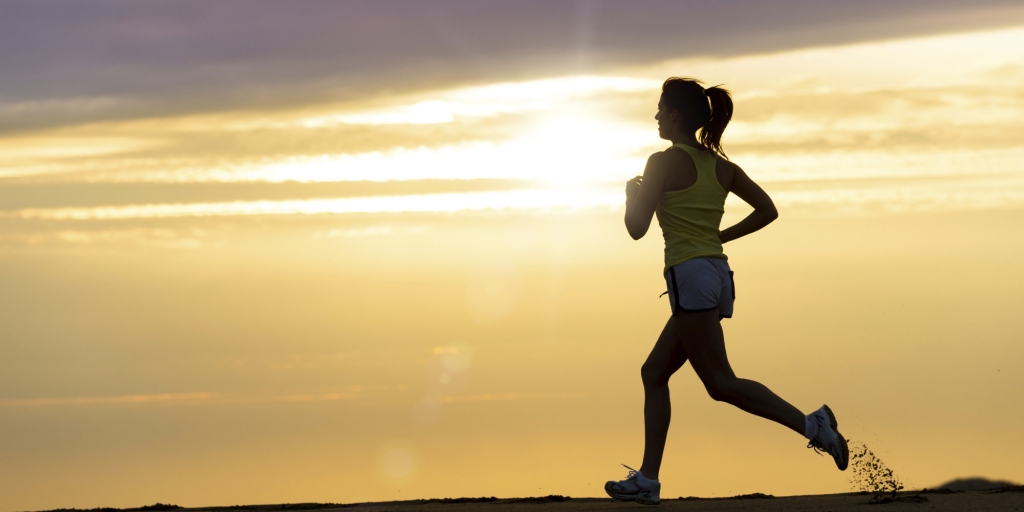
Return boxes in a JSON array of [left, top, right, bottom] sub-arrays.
[[822, 404, 849, 471], [605, 484, 660, 505], [607, 494, 660, 506]]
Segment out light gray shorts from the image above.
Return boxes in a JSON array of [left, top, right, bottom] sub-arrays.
[[664, 257, 734, 318]]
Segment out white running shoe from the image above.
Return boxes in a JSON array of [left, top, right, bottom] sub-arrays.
[[806, 405, 849, 471], [605, 464, 661, 505]]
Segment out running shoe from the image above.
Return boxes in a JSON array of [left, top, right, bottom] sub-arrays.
[[605, 464, 661, 505], [806, 405, 849, 471]]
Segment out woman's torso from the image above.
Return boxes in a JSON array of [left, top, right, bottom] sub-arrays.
[[655, 143, 732, 271]]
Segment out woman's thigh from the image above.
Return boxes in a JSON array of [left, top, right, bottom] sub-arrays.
[[642, 317, 690, 386], [671, 309, 737, 386]]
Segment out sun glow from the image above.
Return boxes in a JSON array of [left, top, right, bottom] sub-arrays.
[[300, 75, 659, 127], [121, 112, 655, 186]]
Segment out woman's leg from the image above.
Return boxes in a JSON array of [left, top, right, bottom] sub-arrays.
[[638, 318, 689, 480], [673, 309, 805, 435]]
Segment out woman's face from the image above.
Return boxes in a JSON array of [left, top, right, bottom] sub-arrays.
[[655, 96, 677, 140]]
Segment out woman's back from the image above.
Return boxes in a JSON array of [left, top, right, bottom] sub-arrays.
[[655, 143, 731, 271], [659, 143, 737, 193]]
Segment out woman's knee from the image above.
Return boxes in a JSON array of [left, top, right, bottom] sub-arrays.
[[641, 362, 669, 388], [704, 377, 739, 403]]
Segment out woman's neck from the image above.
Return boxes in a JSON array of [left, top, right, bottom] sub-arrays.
[[671, 132, 700, 148]]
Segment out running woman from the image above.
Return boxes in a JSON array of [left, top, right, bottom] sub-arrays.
[[604, 78, 848, 505]]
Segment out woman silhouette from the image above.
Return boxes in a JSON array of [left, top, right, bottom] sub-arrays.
[[604, 78, 848, 505]]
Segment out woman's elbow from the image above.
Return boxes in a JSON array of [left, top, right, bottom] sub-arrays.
[[624, 217, 648, 240], [756, 202, 778, 223]]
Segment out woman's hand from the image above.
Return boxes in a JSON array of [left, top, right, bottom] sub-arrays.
[[626, 175, 642, 201]]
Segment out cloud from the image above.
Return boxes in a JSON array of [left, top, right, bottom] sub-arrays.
[[2, 189, 622, 220], [312, 225, 430, 239], [2, 0, 1023, 132], [0, 390, 364, 407], [0, 392, 213, 407], [0, 228, 204, 248], [2, 23, 1024, 221]]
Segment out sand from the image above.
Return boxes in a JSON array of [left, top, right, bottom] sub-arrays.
[[169, 490, 1024, 512]]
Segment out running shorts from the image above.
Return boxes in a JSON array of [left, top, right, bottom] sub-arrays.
[[663, 256, 734, 318]]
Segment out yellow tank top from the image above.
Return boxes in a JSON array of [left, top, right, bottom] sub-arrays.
[[655, 143, 728, 271]]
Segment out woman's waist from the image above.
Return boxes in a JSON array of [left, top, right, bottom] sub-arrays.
[[663, 236, 724, 253], [660, 223, 721, 243]]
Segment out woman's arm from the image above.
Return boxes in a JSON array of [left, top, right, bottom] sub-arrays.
[[720, 164, 778, 244], [624, 153, 668, 240]]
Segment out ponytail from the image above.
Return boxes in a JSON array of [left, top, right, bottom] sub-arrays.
[[661, 77, 733, 158], [700, 86, 733, 157]]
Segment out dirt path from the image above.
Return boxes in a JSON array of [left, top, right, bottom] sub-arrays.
[[180, 490, 1024, 512]]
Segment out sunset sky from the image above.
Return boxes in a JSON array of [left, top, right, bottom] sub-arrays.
[[2, 1, 1024, 510]]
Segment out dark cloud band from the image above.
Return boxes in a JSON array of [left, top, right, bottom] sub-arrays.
[[2, 0, 1023, 132]]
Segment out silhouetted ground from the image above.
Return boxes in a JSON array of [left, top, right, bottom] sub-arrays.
[[42, 489, 1024, 512]]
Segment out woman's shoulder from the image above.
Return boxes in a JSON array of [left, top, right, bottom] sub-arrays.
[[647, 146, 679, 161], [648, 145, 693, 164], [715, 156, 741, 172], [714, 156, 741, 192], [644, 147, 680, 175]]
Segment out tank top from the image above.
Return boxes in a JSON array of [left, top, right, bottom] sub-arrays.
[[655, 143, 728, 272]]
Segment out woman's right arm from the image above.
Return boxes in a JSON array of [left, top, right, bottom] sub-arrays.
[[624, 153, 668, 240], [719, 164, 778, 244]]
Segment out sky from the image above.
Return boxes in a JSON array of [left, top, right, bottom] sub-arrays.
[[2, 1, 1024, 510]]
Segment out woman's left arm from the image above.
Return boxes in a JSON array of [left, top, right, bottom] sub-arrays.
[[624, 153, 667, 240]]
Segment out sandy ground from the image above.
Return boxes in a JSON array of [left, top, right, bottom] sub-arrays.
[[179, 490, 1024, 512]]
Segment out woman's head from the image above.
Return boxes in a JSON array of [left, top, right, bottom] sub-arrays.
[[657, 77, 733, 156]]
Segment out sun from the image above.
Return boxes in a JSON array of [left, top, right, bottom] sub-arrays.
[[517, 112, 655, 187]]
